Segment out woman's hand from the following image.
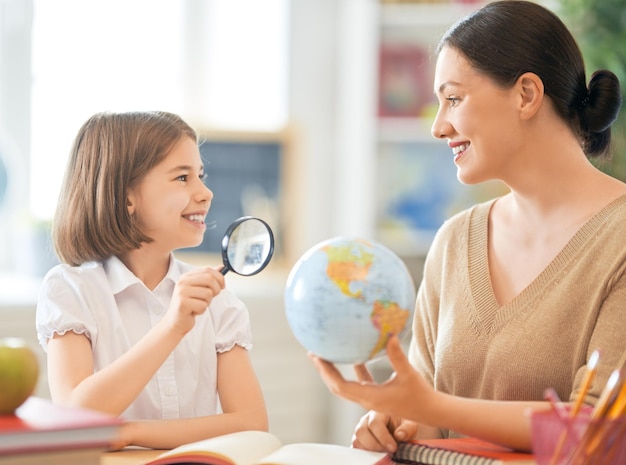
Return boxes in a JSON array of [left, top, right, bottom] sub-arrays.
[[352, 410, 418, 452], [348, 355, 419, 452], [309, 335, 439, 435], [164, 267, 225, 336]]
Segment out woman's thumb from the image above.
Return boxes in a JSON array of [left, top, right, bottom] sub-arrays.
[[386, 335, 410, 371], [393, 419, 418, 442]]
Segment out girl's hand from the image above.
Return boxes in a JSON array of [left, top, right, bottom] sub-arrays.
[[310, 335, 439, 431], [163, 267, 225, 336]]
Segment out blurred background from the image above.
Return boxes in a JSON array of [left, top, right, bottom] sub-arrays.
[[0, 0, 624, 447]]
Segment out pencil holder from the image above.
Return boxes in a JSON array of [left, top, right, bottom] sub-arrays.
[[531, 408, 626, 465]]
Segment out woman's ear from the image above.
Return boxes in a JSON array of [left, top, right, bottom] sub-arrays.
[[517, 72, 544, 120]]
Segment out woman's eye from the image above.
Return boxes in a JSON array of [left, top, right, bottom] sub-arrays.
[[446, 97, 460, 107], [176, 174, 188, 182]]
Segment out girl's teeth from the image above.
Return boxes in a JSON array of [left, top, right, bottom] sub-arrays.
[[187, 214, 204, 223]]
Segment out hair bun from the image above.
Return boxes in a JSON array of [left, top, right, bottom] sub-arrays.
[[582, 70, 622, 134]]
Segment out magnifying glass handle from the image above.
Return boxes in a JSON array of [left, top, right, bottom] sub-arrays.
[[220, 265, 230, 275]]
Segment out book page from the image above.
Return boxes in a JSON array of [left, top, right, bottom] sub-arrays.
[[257, 443, 388, 465], [153, 431, 282, 465]]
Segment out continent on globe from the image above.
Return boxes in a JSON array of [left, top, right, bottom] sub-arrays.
[[369, 300, 410, 360], [285, 237, 416, 364], [323, 241, 373, 298]]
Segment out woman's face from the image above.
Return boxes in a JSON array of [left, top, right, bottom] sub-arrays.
[[431, 46, 523, 185], [126, 136, 213, 254]]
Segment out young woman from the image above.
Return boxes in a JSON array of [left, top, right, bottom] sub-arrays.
[[36, 112, 267, 449], [311, 0, 625, 452]]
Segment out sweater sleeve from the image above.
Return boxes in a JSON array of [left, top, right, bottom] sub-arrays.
[[408, 211, 460, 385], [574, 261, 626, 406]]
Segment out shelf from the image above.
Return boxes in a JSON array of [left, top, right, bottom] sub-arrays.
[[373, 1, 494, 257], [378, 117, 437, 142], [380, 2, 484, 28]]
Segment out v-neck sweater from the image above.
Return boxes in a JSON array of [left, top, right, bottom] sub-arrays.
[[408, 194, 626, 438]]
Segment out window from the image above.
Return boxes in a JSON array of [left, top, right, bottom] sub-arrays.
[[29, 0, 289, 221], [0, 0, 289, 281]]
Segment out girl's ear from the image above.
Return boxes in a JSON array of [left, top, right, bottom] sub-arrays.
[[517, 72, 544, 120], [126, 196, 135, 216]]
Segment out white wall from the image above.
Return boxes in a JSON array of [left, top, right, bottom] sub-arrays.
[[0, 0, 383, 447]]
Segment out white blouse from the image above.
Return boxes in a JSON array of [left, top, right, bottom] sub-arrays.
[[35, 254, 252, 421]]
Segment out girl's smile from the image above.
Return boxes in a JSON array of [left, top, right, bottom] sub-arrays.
[[127, 136, 213, 254]]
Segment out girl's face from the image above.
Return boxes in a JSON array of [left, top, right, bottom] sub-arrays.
[[127, 136, 213, 254], [431, 46, 523, 185]]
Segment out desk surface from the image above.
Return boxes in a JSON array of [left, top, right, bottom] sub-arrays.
[[101, 449, 164, 465]]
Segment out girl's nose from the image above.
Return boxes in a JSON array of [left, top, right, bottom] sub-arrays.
[[197, 180, 213, 203]]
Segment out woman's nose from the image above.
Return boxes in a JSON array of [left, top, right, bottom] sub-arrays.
[[431, 107, 450, 139]]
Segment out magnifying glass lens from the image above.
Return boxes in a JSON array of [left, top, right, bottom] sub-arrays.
[[221, 217, 275, 276]]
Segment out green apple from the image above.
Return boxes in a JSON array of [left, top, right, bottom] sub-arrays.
[[0, 338, 39, 415]]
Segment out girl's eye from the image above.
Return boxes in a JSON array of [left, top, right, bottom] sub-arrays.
[[446, 96, 460, 107], [176, 174, 188, 182]]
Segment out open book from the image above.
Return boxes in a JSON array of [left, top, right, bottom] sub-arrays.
[[142, 430, 391, 465]]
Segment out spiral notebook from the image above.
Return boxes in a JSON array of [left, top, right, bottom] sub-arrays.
[[393, 437, 535, 465]]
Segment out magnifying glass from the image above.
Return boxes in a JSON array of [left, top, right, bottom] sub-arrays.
[[220, 216, 275, 276]]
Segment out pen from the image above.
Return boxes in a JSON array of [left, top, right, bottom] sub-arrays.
[[607, 378, 626, 419], [572, 350, 600, 418], [569, 369, 622, 465], [544, 387, 569, 422], [548, 350, 600, 465], [591, 369, 621, 421]]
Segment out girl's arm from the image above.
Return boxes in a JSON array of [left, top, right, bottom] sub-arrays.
[[46, 319, 183, 415], [46, 267, 224, 415], [116, 346, 268, 449]]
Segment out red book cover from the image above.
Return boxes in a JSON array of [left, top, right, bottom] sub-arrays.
[[0, 396, 122, 455]]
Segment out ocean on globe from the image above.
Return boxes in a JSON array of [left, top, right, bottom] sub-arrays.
[[284, 237, 416, 364]]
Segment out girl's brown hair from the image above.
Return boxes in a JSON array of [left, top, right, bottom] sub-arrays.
[[53, 111, 197, 266]]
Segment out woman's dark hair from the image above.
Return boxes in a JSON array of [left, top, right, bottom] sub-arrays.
[[437, 0, 622, 158], [53, 111, 197, 266]]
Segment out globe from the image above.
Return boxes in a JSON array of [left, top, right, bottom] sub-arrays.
[[285, 237, 416, 364]]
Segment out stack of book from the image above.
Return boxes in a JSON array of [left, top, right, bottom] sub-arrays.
[[0, 396, 122, 465]]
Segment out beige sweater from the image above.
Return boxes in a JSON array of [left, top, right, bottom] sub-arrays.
[[408, 194, 626, 438]]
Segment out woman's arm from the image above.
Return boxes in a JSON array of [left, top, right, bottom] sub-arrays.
[[116, 346, 268, 449], [311, 335, 550, 452]]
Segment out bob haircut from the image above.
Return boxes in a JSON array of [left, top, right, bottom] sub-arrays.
[[53, 111, 197, 266], [437, 0, 622, 158]]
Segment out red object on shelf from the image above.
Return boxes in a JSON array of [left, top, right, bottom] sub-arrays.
[[378, 43, 432, 118]]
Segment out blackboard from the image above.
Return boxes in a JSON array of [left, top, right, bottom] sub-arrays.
[[181, 138, 282, 254]]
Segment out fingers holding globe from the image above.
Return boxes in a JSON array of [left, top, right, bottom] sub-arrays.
[[285, 237, 416, 364], [0, 338, 39, 415]]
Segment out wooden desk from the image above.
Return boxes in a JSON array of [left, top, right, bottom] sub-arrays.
[[101, 449, 164, 465]]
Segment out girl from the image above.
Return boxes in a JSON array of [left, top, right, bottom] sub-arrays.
[[36, 111, 268, 449], [311, 0, 626, 453]]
